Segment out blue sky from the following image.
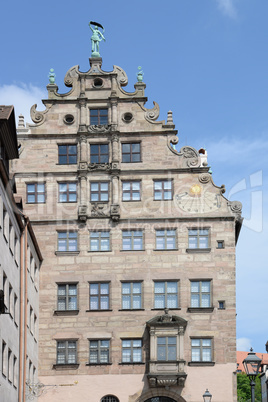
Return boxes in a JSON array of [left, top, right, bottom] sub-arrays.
[[1, 0, 267, 353]]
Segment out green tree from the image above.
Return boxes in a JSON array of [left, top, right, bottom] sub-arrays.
[[237, 373, 262, 401]]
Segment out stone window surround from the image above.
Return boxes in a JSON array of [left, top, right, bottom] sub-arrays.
[[121, 142, 142, 163], [154, 228, 178, 251], [58, 181, 77, 203], [56, 231, 78, 253], [188, 337, 214, 366], [187, 279, 213, 313], [87, 339, 111, 365], [90, 181, 110, 203], [89, 108, 108, 126], [90, 143, 109, 164], [87, 281, 111, 312], [121, 180, 141, 202], [89, 230, 111, 252], [55, 282, 79, 314], [120, 338, 143, 364], [26, 182, 46, 204], [153, 281, 179, 310], [121, 229, 144, 251], [187, 227, 210, 252], [54, 339, 78, 367], [120, 281, 143, 311], [57, 144, 77, 165], [153, 179, 173, 201]]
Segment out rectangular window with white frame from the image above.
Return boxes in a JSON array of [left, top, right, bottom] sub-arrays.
[[154, 180, 173, 200], [155, 229, 177, 250], [57, 283, 78, 311], [122, 181, 141, 201], [121, 339, 142, 363], [89, 339, 110, 364], [58, 182, 77, 203], [188, 229, 209, 249], [26, 183, 46, 203], [121, 282, 142, 310], [57, 231, 78, 252], [191, 338, 212, 362], [56, 340, 77, 365], [190, 280, 211, 308], [90, 182, 109, 202], [154, 281, 178, 309], [122, 230, 143, 251], [89, 282, 110, 311], [89, 231, 110, 252], [157, 336, 176, 361]]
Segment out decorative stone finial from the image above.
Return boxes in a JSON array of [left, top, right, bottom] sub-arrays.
[[167, 110, 174, 125], [136, 66, 144, 82], [89, 21, 105, 58], [48, 69, 56, 84], [18, 114, 25, 128]]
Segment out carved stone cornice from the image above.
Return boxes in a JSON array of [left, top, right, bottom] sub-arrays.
[[148, 374, 187, 388], [111, 133, 119, 142], [110, 204, 120, 222], [91, 203, 109, 218], [88, 125, 111, 133], [88, 163, 112, 171]]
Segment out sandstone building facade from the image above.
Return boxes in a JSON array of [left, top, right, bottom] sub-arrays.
[[12, 53, 242, 401], [0, 106, 42, 402]]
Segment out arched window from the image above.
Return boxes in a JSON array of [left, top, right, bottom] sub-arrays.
[[101, 396, 119, 402], [145, 398, 176, 402]]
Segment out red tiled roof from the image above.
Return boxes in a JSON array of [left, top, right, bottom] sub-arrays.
[[237, 351, 268, 372]]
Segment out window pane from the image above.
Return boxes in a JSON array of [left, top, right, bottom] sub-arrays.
[[90, 284, 98, 295], [167, 294, 177, 308], [122, 296, 131, 309], [100, 284, 109, 294], [122, 144, 130, 153], [164, 181, 172, 189], [154, 181, 162, 190], [37, 184, 44, 192], [101, 183, 108, 191], [191, 294, 199, 307], [202, 339, 211, 347], [192, 339, 200, 347], [100, 296, 109, 309], [123, 182, 130, 191], [27, 184, 35, 193], [133, 283, 141, 294], [58, 285, 66, 296], [131, 153, 140, 162], [91, 183, 99, 191], [132, 295, 141, 309], [155, 295, 165, 309], [155, 282, 165, 293], [37, 194, 45, 203], [191, 282, 199, 292], [168, 345, 176, 360], [122, 283, 131, 294], [201, 294, 210, 307], [122, 154, 131, 163]]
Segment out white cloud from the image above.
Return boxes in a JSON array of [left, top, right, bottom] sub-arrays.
[[0, 83, 46, 126], [237, 337, 252, 351], [216, 0, 237, 19]]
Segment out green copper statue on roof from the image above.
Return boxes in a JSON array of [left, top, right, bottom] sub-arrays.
[[89, 21, 105, 58]]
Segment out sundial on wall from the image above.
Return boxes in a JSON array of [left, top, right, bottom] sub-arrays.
[[175, 184, 222, 213]]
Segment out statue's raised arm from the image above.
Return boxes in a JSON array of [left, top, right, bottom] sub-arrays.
[[89, 21, 106, 58]]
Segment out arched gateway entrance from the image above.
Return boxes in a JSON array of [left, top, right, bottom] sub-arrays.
[[145, 398, 176, 402]]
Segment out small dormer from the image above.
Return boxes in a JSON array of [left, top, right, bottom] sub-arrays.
[[146, 309, 187, 388]]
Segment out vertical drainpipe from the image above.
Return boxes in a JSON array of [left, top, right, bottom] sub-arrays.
[[18, 220, 25, 402], [23, 217, 28, 402], [18, 216, 28, 402]]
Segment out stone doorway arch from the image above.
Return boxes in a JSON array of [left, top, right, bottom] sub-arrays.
[[137, 389, 187, 402]]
